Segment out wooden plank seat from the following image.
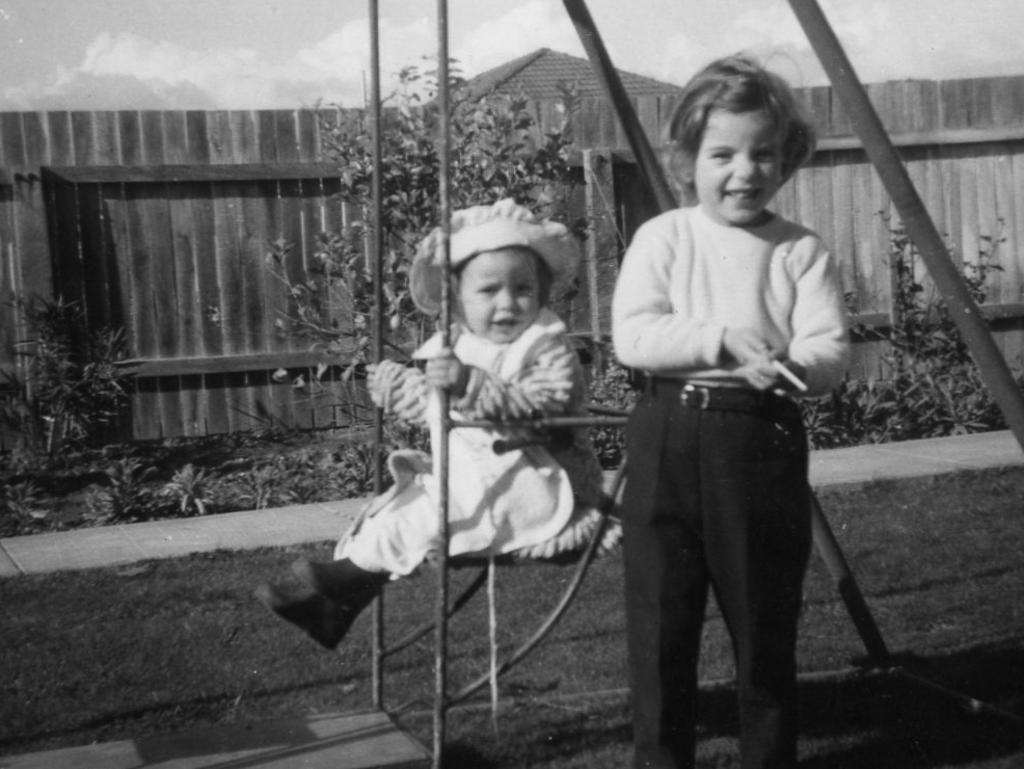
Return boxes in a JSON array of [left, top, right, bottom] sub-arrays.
[[0, 710, 430, 769]]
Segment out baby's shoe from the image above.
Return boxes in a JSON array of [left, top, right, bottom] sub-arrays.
[[291, 557, 387, 602], [255, 583, 349, 650]]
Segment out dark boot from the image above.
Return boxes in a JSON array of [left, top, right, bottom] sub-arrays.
[[255, 582, 353, 650], [291, 557, 388, 604]]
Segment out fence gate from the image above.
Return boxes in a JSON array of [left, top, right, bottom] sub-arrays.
[[42, 164, 369, 440]]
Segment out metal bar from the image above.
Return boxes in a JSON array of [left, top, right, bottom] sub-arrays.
[[453, 415, 628, 429], [564, 0, 891, 665], [367, 0, 386, 710], [893, 667, 1024, 726], [809, 494, 889, 662], [787, 0, 1024, 454], [561, 0, 677, 212], [433, 1, 453, 765]]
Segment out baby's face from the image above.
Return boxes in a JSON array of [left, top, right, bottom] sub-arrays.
[[455, 246, 543, 344]]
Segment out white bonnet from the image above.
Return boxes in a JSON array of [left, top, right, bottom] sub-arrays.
[[409, 198, 580, 315]]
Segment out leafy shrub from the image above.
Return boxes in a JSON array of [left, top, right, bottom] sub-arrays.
[[801, 223, 1015, 449], [0, 296, 132, 456]]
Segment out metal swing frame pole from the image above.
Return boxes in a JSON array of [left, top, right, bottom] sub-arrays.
[[561, 0, 891, 665], [367, 0, 387, 709], [432, 1, 454, 765], [786, 0, 1024, 451], [787, 0, 1024, 721]]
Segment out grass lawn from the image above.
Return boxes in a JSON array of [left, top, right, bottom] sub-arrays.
[[1, 467, 1023, 768]]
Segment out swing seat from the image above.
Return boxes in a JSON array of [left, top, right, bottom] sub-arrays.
[[434, 497, 621, 569], [340, 431, 624, 570], [377, 462, 626, 675]]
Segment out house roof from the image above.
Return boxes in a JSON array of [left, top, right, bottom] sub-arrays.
[[466, 47, 682, 100]]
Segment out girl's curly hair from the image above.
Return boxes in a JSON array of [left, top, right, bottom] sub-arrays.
[[664, 54, 816, 202]]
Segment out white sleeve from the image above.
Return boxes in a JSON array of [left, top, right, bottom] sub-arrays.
[[611, 221, 724, 372], [787, 243, 851, 396]]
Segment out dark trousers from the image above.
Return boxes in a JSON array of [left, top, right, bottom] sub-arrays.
[[622, 384, 812, 769]]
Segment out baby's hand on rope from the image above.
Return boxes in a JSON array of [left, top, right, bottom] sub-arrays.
[[425, 350, 469, 397]]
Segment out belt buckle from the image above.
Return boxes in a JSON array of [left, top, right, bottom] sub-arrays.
[[682, 384, 710, 409]]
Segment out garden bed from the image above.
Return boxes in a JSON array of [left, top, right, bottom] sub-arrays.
[[0, 427, 384, 538]]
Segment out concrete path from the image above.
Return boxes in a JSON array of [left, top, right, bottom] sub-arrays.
[[1, 430, 1021, 578]]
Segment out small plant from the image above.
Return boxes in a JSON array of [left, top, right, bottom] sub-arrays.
[[275, 451, 329, 505], [85, 458, 163, 524], [162, 464, 214, 517], [0, 480, 48, 537], [332, 442, 387, 497], [236, 462, 286, 511]]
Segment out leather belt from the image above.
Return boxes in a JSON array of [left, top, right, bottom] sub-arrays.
[[649, 378, 777, 413]]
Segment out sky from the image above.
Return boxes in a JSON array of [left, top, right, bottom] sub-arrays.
[[0, 0, 1023, 111]]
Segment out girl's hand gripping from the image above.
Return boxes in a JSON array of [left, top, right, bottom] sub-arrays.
[[722, 329, 808, 393], [723, 328, 780, 392]]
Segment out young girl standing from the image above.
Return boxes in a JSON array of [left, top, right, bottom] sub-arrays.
[[611, 55, 850, 769]]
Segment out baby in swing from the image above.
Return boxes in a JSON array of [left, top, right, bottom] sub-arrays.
[[256, 198, 610, 650]]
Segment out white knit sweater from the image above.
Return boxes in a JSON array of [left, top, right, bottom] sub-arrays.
[[612, 206, 850, 397]]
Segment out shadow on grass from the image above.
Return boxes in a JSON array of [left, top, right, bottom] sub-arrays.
[[797, 643, 1024, 768], [2, 641, 1020, 768], [434, 642, 1024, 769]]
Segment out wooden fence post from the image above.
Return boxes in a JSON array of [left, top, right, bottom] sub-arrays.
[[582, 148, 616, 362]]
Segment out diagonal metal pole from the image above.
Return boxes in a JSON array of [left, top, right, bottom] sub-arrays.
[[562, 0, 891, 664], [433, 0, 453, 766], [367, 0, 386, 710], [561, 0, 677, 213], [787, 0, 1024, 454], [787, 0, 1024, 723]]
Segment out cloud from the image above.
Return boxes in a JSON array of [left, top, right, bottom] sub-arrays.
[[4, 0, 1024, 112], [723, 1, 1024, 86], [453, 1, 582, 74], [3, 32, 316, 110], [0, 16, 439, 111]]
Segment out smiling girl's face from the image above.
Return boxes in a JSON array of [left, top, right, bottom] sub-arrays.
[[454, 246, 544, 344], [693, 107, 783, 228]]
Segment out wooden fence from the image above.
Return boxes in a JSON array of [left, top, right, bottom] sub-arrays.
[[0, 109, 373, 440], [2, 72, 1024, 440]]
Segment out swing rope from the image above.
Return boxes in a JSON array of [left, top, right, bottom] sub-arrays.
[[487, 556, 500, 733]]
